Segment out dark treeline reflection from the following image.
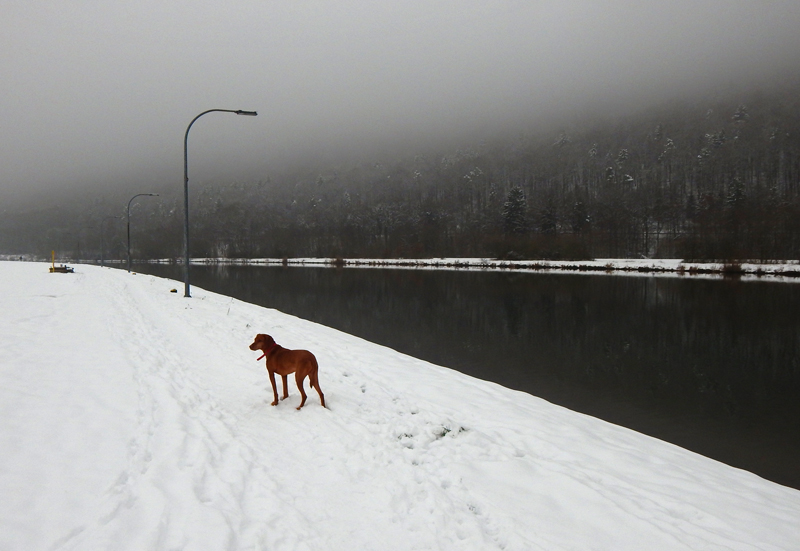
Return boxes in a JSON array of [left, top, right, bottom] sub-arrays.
[[135, 264, 800, 489]]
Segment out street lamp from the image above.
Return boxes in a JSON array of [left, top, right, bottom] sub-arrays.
[[127, 193, 159, 272], [183, 109, 257, 297]]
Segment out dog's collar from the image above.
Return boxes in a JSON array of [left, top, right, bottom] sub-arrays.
[[256, 342, 278, 361]]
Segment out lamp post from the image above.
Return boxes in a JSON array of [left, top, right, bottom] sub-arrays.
[[127, 193, 159, 272], [183, 109, 257, 297]]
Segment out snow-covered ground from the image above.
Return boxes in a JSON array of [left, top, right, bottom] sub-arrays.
[[2, 261, 798, 551]]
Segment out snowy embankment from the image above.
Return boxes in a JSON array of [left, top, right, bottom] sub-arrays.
[[1, 261, 798, 551]]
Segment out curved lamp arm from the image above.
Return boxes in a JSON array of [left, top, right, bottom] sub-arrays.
[[183, 109, 258, 297]]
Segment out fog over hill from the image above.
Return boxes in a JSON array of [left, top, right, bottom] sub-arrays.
[[3, 1, 800, 209], [3, 79, 800, 260]]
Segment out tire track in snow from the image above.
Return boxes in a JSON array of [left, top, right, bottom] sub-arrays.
[[53, 271, 293, 550], [104, 273, 374, 550]]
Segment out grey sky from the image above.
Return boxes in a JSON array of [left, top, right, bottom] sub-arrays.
[[3, 1, 800, 203]]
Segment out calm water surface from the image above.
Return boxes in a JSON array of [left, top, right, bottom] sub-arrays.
[[133, 263, 800, 489]]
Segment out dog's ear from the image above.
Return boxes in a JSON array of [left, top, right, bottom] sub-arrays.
[[262, 334, 276, 346]]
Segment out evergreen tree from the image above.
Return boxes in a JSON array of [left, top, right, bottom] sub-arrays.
[[502, 187, 527, 235]]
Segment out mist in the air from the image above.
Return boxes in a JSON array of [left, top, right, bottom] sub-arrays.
[[2, 0, 800, 206]]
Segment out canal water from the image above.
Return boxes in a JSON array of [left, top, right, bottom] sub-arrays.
[[133, 263, 800, 489]]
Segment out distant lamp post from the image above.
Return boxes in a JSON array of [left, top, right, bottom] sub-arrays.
[[127, 193, 159, 272], [183, 109, 258, 297]]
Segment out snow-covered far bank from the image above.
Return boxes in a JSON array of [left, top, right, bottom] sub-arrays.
[[11, 254, 800, 281], [166, 256, 800, 281], [1, 261, 799, 551]]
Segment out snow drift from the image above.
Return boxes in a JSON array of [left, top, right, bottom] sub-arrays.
[[1, 261, 798, 550]]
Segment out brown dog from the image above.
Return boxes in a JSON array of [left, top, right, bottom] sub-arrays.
[[249, 334, 325, 410]]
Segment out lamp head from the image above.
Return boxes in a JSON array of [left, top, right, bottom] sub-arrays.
[[235, 110, 258, 116]]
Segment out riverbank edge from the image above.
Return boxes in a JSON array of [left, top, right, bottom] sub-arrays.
[[158, 258, 800, 281], [163, 257, 800, 278], [10, 255, 800, 279]]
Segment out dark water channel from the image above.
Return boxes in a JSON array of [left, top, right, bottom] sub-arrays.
[[133, 263, 800, 489]]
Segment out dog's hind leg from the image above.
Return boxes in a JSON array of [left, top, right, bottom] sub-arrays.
[[295, 372, 308, 410], [310, 371, 326, 408]]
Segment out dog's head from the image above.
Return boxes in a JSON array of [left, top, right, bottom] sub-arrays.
[[249, 333, 276, 351]]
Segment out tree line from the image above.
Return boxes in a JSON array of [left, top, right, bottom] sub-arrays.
[[4, 84, 800, 262]]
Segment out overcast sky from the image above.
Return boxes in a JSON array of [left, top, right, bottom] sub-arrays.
[[3, 0, 800, 203]]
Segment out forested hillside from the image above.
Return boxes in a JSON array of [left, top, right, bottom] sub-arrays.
[[4, 84, 800, 261]]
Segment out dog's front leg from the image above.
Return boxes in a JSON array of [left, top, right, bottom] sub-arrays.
[[280, 374, 289, 400], [267, 370, 280, 406]]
